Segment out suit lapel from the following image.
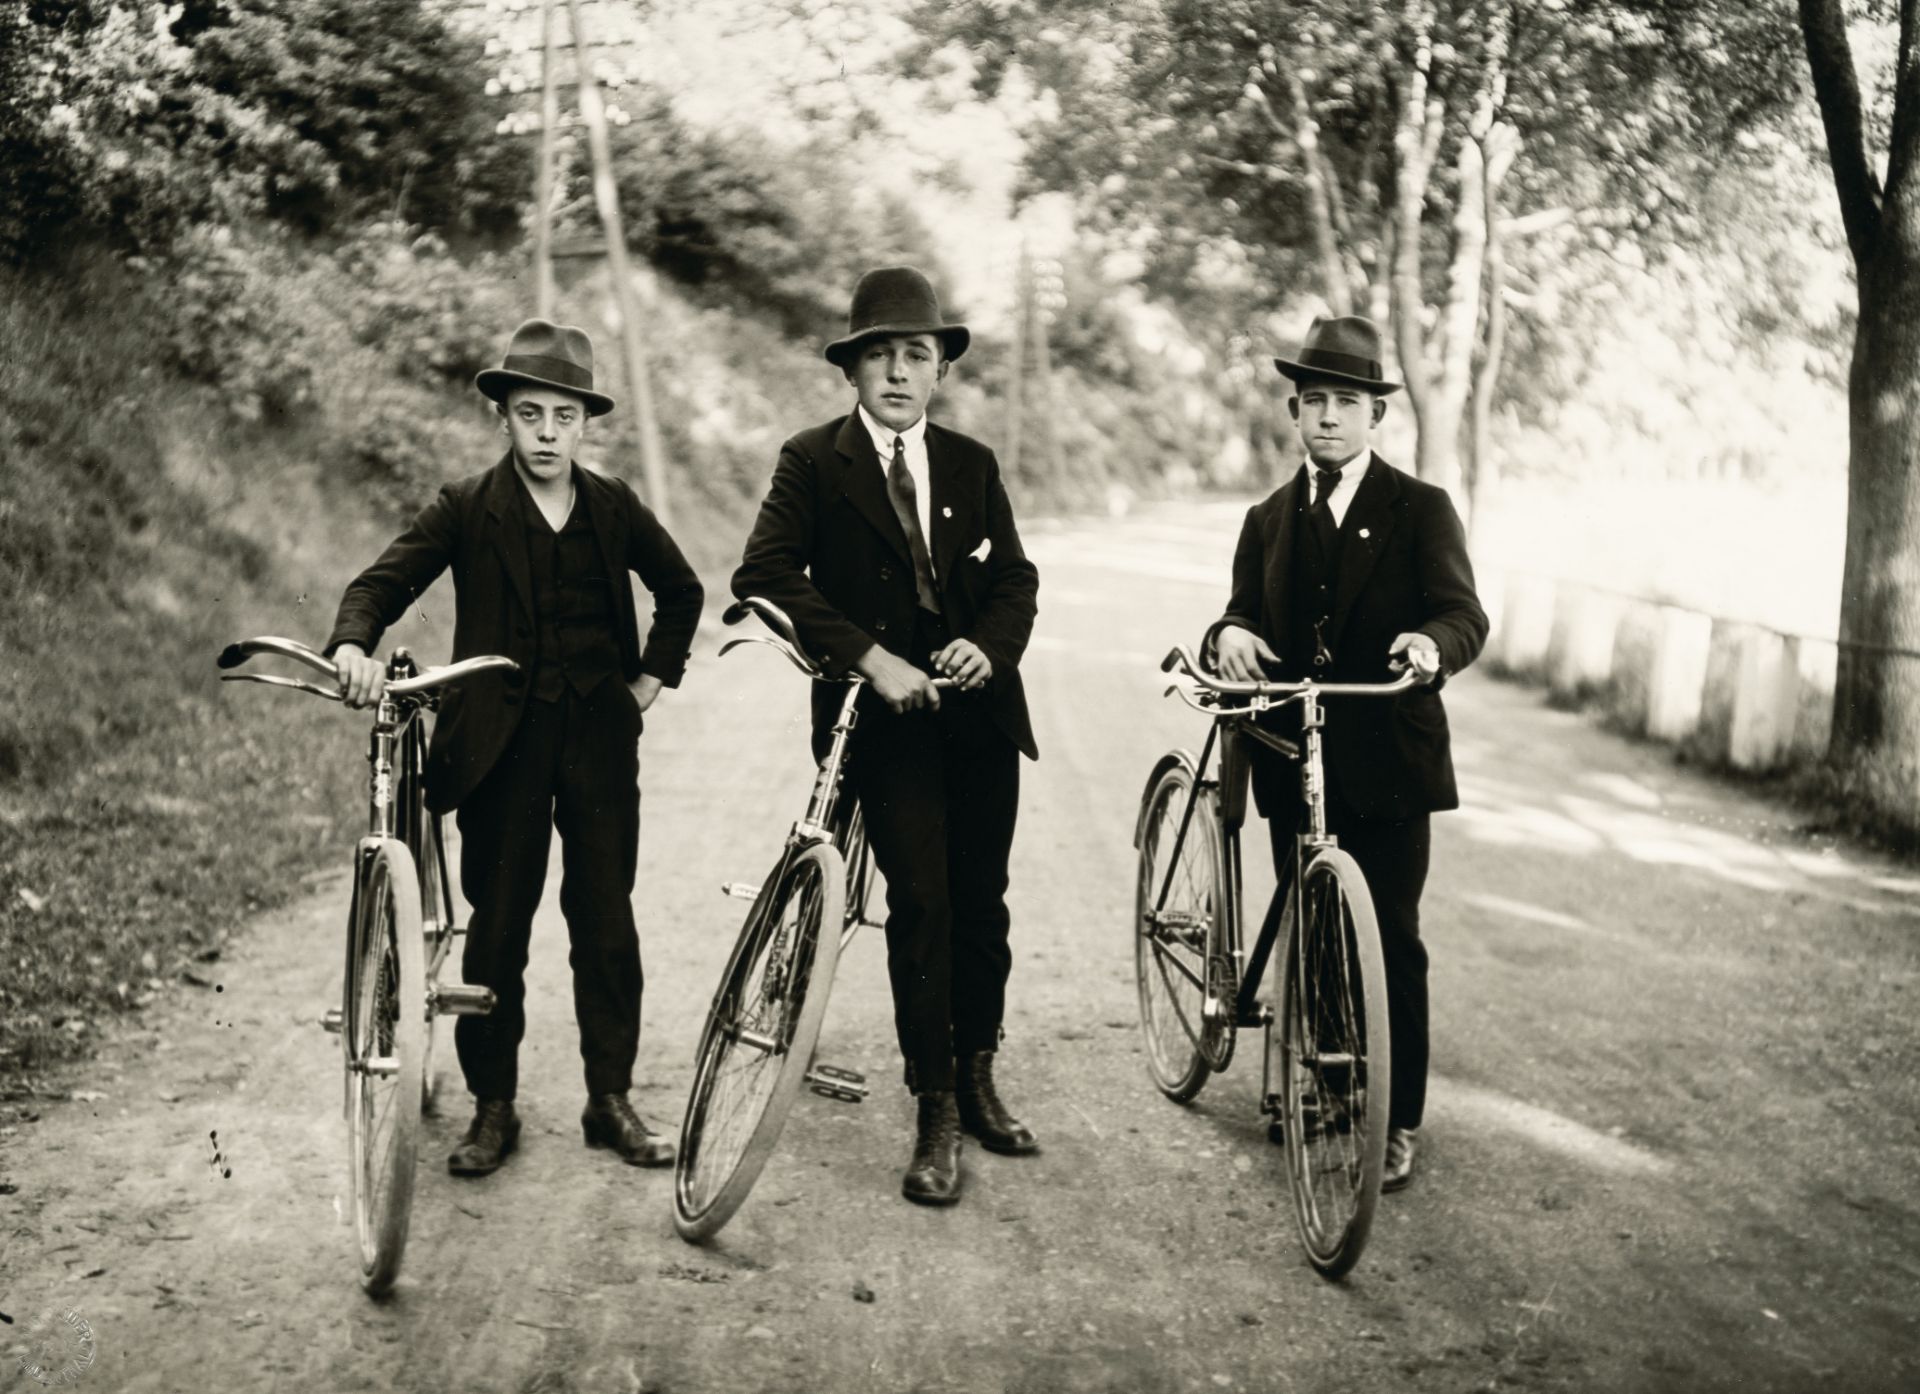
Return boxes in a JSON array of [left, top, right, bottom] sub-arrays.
[[1328, 456, 1401, 646], [832, 414, 913, 566], [577, 466, 635, 641], [1264, 467, 1306, 650], [482, 454, 536, 625], [926, 425, 976, 584]]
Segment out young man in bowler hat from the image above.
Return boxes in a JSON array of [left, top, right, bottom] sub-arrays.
[[327, 319, 704, 1176], [1206, 314, 1487, 1192], [733, 266, 1041, 1205]]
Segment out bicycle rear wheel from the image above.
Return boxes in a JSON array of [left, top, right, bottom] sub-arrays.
[[1134, 756, 1233, 1101], [1277, 847, 1389, 1280], [414, 811, 454, 1115], [346, 839, 426, 1294], [674, 840, 845, 1242]]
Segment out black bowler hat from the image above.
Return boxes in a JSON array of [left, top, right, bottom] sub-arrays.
[[824, 266, 971, 369], [1273, 315, 1402, 395], [475, 318, 616, 416]]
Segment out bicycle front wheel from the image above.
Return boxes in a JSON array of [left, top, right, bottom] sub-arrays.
[[345, 838, 426, 1294], [1277, 846, 1389, 1280], [674, 840, 845, 1242], [1134, 756, 1233, 1101]]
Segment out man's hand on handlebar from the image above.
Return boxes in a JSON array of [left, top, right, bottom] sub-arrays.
[[855, 644, 941, 714], [1388, 632, 1442, 685], [333, 644, 387, 708], [932, 638, 991, 691], [1214, 625, 1280, 684]]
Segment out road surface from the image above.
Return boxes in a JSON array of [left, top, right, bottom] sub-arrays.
[[3, 500, 1917, 1392]]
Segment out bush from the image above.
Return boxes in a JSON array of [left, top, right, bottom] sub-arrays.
[[334, 223, 523, 389], [0, 0, 526, 259], [138, 226, 317, 423]]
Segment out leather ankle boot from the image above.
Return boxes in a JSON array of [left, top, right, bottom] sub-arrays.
[[448, 1099, 520, 1176], [582, 1092, 675, 1167], [955, 1050, 1039, 1155], [901, 1091, 962, 1206]]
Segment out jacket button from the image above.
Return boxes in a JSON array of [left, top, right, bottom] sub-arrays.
[[875, 619, 889, 632], [879, 565, 894, 581]]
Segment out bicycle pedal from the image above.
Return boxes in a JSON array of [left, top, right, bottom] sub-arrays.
[[433, 983, 496, 1017], [806, 1064, 868, 1103], [720, 880, 761, 902], [320, 1007, 343, 1035]]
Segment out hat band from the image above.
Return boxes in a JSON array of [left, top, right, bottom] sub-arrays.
[[501, 352, 595, 393], [1294, 346, 1383, 381]]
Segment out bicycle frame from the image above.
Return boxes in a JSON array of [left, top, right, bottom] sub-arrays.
[[1149, 686, 1341, 1036]]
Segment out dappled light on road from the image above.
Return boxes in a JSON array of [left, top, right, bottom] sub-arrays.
[[1431, 1081, 1674, 1177]]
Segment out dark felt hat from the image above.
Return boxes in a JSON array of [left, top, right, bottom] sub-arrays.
[[824, 266, 970, 369], [1273, 314, 1401, 395], [475, 318, 616, 416]]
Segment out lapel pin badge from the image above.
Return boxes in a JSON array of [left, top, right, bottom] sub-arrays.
[[942, 506, 952, 518], [1359, 527, 1371, 540]]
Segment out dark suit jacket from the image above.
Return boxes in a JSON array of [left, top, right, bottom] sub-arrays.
[[1206, 456, 1487, 821], [325, 455, 704, 813], [732, 413, 1040, 759]]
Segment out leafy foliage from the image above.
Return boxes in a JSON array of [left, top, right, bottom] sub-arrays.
[[0, 0, 527, 258]]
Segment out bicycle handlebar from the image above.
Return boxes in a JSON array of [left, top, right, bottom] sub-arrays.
[[1160, 644, 1424, 702], [721, 597, 955, 688], [217, 636, 518, 702]]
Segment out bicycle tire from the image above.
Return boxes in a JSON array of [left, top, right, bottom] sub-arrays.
[[673, 840, 845, 1242], [415, 809, 454, 1115], [1277, 847, 1389, 1280], [1134, 757, 1232, 1101], [345, 838, 426, 1295]]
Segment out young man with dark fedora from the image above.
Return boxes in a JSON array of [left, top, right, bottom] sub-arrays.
[[733, 265, 1041, 1206], [326, 318, 704, 1176], [1206, 314, 1487, 1193]]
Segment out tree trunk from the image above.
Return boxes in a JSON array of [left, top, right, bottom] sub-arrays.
[[1467, 126, 1517, 539], [1800, 0, 1920, 825], [1832, 222, 1920, 814]]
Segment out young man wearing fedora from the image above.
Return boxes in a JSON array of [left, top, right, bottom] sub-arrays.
[[326, 318, 704, 1176], [1205, 314, 1487, 1193], [733, 266, 1041, 1206]]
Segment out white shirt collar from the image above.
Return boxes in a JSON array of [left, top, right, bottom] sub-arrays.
[[857, 403, 927, 456]]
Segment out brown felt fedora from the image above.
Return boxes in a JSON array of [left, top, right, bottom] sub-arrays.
[[824, 266, 970, 369], [475, 318, 616, 416], [1273, 315, 1401, 395]]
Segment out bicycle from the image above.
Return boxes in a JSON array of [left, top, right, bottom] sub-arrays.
[[217, 636, 515, 1294], [1134, 644, 1420, 1280], [672, 597, 946, 1243]]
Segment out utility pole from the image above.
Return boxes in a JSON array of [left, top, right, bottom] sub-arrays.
[[563, 0, 671, 526], [532, 0, 559, 318], [1005, 242, 1029, 480]]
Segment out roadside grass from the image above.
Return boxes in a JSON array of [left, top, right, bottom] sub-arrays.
[[0, 256, 364, 1088]]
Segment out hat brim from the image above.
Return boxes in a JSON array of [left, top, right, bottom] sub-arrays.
[[476, 367, 616, 417], [1272, 357, 1401, 395], [825, 323, 971, 369]]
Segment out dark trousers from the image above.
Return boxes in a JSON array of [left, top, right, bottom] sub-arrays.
[[453, 680, 644, 1101], [848, 611, 1021, 1093], [1268, 802, 1431, 1130]]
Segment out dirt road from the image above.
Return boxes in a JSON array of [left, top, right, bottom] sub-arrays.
[[3, 500, 1917, 1392]]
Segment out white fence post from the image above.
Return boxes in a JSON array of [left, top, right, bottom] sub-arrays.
[[1646, 606, 1713, 743]]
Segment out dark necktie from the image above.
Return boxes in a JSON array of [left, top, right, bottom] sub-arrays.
[[887, 436, 942, 614], [1310, 465, 1343, 518]]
